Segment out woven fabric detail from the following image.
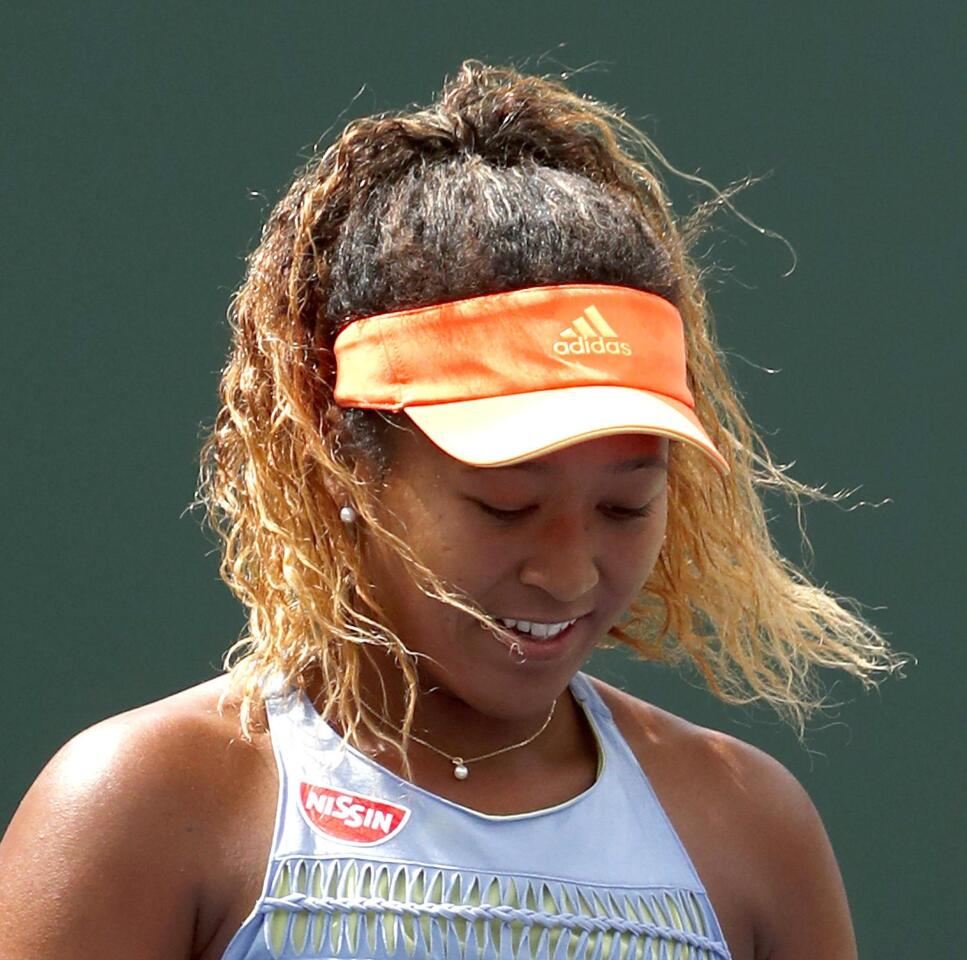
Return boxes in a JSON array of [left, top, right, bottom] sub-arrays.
[[259, 858, 731, 960]]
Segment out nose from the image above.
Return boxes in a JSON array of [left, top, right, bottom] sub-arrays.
[[518, 512, 600, 603]]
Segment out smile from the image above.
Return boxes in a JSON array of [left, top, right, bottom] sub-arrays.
[[497, 617, 578, 638]]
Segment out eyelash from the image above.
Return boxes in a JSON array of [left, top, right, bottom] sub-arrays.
[[475, 501, 654, 522]]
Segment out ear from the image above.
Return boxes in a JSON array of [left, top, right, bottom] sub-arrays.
[[322, 471, 341, 502], [322, 461, 379, 508]]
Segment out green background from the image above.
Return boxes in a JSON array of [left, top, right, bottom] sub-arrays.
[[2, 3, 962, 954]]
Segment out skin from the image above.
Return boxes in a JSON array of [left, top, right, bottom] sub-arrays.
[[0, 430, 858, 960], [350, 428, 672, 772]]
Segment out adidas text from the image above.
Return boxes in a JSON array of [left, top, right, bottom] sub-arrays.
[[553, 338, 632, 356]]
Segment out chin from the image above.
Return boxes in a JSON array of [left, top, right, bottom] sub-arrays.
[[435, 655, 588, 720]]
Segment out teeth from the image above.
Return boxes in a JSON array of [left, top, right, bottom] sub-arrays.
[[497, 617, 577, 638]]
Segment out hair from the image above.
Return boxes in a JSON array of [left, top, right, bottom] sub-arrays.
[[198, 60, 906, 755]]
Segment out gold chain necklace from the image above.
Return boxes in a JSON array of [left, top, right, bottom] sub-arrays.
[[362, 698, 558, 780]]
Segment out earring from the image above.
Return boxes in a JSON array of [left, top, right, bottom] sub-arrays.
[[339, 505, 358, 525]]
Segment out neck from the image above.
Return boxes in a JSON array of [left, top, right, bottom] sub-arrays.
[[305, 646, 577, 776]]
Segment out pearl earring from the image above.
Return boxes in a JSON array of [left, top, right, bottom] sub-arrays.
[[339, 505, 358, 524]]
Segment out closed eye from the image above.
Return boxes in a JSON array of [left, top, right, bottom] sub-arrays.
[[475, 502, 535, 521], [605, 503, 655, 520], [473, 501, 653, 522]]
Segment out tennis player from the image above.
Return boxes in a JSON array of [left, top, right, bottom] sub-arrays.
[[0, 61, 904, 960]]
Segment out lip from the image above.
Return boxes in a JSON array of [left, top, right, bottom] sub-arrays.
[[495, 612, 593, 627], [491, 614, 590, 662]]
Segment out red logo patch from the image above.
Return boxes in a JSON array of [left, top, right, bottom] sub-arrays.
[[298, 783, 410, 845]]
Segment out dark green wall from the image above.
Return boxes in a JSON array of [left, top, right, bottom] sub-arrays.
[[2, 3, 962, 954]]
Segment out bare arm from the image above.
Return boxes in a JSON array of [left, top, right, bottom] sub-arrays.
[[0, 712, 207, 959], [743, 749, 859, 960]]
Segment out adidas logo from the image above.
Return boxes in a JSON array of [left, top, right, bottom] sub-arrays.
[[553, 306, 632, 356]]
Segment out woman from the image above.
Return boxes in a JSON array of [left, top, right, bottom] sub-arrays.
[[0, 62, 903, 960]]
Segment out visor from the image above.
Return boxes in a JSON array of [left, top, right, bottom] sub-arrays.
[[332, 284, 728, 473]]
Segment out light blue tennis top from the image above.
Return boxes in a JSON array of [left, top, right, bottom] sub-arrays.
[[221, 672, 732, 960]]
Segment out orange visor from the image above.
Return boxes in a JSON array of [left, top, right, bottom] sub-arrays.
[[333, 284, 728, 473]]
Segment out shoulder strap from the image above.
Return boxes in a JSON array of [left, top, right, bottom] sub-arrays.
[[570, 670, 614, 721]]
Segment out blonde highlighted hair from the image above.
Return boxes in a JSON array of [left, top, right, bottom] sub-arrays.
[[198, 60, 906, 753]]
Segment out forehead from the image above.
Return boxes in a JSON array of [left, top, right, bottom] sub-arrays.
[[393, 427, 668, 481]]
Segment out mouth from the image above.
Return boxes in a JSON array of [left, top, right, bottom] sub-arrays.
[[488, 614, 590, 660], [496, 616, 579, 639]]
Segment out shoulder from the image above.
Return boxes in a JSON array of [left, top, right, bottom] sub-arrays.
[[590, 676, 806, 814], [589, 677, 857, 960], [0, 677, 274, 959], [588, 674, 829, 832], [13, 677, 269, 833]]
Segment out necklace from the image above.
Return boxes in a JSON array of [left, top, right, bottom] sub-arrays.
[[363, 699, 558, 780]]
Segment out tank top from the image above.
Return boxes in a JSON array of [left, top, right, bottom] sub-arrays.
[[220, 672, 733, 960]]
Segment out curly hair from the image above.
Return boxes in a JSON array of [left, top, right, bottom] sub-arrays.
[[198, 60, 906, 756]]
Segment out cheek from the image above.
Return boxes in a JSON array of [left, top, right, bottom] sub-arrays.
[[619, 494, 668, 585], [361, 496, 482, 622]]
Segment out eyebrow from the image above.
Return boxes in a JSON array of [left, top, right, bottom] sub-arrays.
[[461, 454, 668, 474]]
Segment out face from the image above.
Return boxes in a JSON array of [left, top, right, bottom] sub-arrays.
[[358, 427, 669, 719]]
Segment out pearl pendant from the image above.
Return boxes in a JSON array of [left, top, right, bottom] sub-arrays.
[[452, 761, 469, 780]]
